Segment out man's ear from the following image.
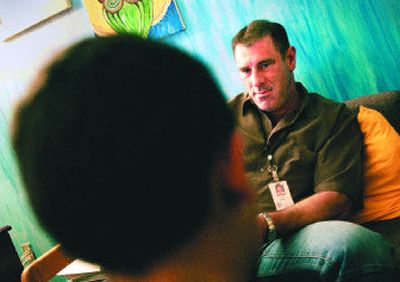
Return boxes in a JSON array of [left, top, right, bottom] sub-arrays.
[[219, 131, 254, 202], [285, 45, 296, 72]]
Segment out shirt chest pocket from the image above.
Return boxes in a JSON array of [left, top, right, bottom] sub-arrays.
[[276, 146, 317, 192]]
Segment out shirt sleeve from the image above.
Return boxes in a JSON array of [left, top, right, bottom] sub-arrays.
[[314, 106, 364, 211]]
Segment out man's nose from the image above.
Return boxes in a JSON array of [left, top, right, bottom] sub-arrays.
[[250, 69, 263, 88]]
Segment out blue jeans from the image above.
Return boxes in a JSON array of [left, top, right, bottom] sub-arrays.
[[257, 221, 395, 281]]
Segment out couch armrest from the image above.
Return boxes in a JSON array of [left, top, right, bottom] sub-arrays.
[[344, 90, 400, 134]]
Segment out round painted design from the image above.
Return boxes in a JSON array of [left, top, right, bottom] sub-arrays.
[[104, 0, 124, 14]]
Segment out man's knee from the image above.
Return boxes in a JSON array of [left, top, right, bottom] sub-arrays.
[[296, 221, 395, 279], [258, 220, 395, 280]]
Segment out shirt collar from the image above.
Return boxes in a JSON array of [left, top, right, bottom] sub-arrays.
[[242, 92, 255, 114]]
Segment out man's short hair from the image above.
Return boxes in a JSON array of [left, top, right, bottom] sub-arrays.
[[12, 35, 234, 274], [232, 19, 290, 57]]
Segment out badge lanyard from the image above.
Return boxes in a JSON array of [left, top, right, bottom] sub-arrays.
[[257, 109, 294, 210]]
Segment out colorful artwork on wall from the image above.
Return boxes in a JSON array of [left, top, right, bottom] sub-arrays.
[[83, 0, 185, 39]]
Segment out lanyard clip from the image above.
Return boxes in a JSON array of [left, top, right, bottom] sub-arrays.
[[267, 154, 280, 182]]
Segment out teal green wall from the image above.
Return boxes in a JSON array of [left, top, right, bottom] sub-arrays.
[[0, 1, 398, 278], [165, 0, 400, 101], [0, 88, 63, 279]]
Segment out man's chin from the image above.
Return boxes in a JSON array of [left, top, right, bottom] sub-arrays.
[[254, 99, 276, 112]]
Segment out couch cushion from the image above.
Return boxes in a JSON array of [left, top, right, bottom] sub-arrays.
[[349, 106, 400, 224]]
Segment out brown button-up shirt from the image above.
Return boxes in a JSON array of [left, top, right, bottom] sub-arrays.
[[228, 83, 363, 213]]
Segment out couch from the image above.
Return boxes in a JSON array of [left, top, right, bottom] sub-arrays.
[[344, 90, 400, 272]]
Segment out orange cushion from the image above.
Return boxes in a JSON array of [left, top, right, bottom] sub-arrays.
[[350, 106, 400, 224]]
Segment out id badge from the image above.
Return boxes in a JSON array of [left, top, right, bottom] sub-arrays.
[[268, 181, 294, 210]]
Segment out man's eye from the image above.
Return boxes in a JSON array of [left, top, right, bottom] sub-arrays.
[[241, 68, 250, 75], [261, 63, 269, 69]]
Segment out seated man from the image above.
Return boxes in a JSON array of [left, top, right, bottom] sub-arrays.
[[11, 35, 263, 282], [229, 19, 395, 281]]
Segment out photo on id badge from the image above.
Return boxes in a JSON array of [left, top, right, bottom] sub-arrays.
[[268, 180, 294, 210]]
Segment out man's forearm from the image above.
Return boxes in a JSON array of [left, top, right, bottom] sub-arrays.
[[266, 191, 352, 234]]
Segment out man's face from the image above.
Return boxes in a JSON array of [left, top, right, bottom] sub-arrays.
[[234, 36, 296, 112]]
